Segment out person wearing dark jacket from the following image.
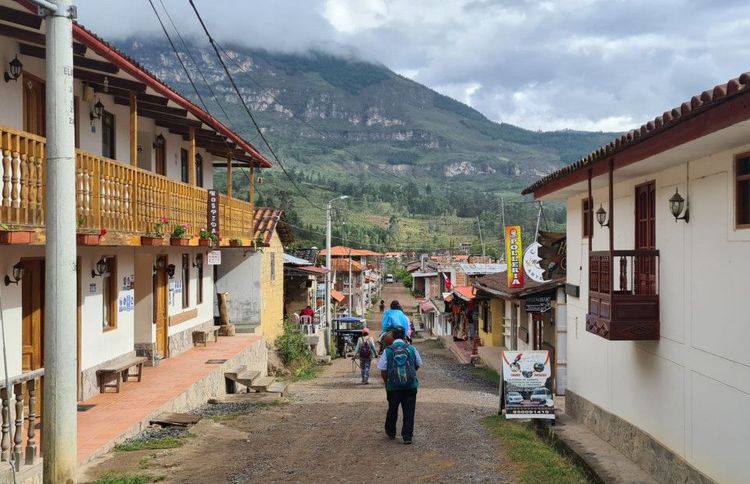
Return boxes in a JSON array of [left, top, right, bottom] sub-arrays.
[[378, 328, 422, 444]]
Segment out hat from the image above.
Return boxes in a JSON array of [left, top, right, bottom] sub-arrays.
[[362, 327, 370, 335]]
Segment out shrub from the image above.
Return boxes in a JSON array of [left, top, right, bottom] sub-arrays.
[[275, 319, 318, 380]]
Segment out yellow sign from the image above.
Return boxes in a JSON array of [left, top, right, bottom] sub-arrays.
[[505, 225, 524, 288]]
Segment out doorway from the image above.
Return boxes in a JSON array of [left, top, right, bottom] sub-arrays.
[[634, 181, 656, 294], [153, 255, 168, 358], [21, 259, 44, 416], [22, 73, 45, 137], [154, 136, 166, 176]]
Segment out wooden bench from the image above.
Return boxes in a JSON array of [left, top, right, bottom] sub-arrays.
[[192, 327, 220, 347], [96, 356, 147, 393]]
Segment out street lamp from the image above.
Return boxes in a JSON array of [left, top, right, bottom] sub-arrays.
[[325, 195, 349, 354]]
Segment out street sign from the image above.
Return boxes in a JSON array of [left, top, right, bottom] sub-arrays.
[[207, 250, 221, 265], [525, 295, 552, 313], [505, 225, 524, 288], [207, 188, 220, 245]]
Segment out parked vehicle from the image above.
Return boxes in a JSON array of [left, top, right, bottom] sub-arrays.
[[530, 387, 553, 404], [385, 274, 394, 283], [506, 391, 523, 404]]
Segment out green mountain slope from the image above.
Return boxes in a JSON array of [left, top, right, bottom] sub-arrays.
[[118, 39, 616, 252]]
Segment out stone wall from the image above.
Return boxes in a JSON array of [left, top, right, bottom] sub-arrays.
[[168, 319, 216, 357], [80, 350, 138, 401], [566, 390, 715, 484]]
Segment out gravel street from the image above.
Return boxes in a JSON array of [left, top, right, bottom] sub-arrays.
[[83, 284, 516, 483]]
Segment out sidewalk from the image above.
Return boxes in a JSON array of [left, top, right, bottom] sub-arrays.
[[78, 334, 265, 464]]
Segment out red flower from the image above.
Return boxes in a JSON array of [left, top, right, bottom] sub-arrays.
[[100, 228, 108, 236]]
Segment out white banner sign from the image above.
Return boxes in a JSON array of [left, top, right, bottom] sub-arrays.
[[501, 350, 555, 420], [207, 250, 222, 265]]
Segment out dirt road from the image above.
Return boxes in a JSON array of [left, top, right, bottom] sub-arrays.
[[83, 285, 515, 483]]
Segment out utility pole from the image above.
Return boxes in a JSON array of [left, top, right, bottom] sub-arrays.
[[325, 196, 348, 354], [476, 217, 485, 257], [500, 196, 506, 263], [41, 0, 77, 482], [348, 247, 353, 316]]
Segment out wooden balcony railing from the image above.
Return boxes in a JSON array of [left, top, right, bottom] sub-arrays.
[[0, 368, 43, 472], [0, 125, 254, 243], [587, 250, 660, 340]]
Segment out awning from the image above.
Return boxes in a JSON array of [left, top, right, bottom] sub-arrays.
[[283, 253, 312, 265], [442, 292, 454, 302], [420, 300, 438, 313], [453, 286, 476, 302], [331, 290, 346, 303], [297, 266, 329, 275]]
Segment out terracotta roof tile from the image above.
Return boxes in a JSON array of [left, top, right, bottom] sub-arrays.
[[253, 208, 292, 246]]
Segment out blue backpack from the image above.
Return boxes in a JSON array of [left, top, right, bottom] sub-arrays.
[[386, 342, 417, 390]]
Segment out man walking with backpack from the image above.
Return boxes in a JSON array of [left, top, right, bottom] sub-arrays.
[[378, 327, 422, 444], [354, 327, 377, 384]]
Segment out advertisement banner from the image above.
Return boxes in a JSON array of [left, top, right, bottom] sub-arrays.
[[505, 225, 524, 288], [501, 350, 555, 419]]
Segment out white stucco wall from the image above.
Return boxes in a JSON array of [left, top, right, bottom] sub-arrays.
[[564, 142, 750, 483], [216, 249, 262, 327]]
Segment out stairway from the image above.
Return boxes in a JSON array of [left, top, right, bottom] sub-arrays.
[[224, 366, 288, 396]]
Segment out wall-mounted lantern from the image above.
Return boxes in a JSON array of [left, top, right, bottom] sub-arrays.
[[596, 204, 610, 228], [90, 98, 104, 121], [4, 55, 22, 83], [91, 257, 109, 278], [669, 188, 689, 223], [166, 264, 176, 279], [4, 262, 24, 286], [153, 134, 165, 149], [192, 254, 203, 268]]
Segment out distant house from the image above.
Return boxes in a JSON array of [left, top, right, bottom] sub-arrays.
[[522, 71, 750, 482]]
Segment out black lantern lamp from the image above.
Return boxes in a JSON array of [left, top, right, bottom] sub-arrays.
[[4, 262, 24, 286], [192, 254, 203, 268], [669, 188, 689, 223], [166, 264, 176, 279], [4, 55, 22, 83], [596, 203, 610, 228], [153, 134, 165, 149], [91, 257, 108, 278], [90, 98, 104, 121]]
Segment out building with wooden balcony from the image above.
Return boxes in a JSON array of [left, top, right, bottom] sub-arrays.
[[0, 0, 276, 426], [522, 71, 750, 483]]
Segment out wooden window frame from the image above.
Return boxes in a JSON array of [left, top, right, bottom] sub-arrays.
[[180, 148, 189, 184], [196, 254, 204, 305], [182, 253, 190, 309], [102, 256, 117, 331], [195, 153, 203, 188], [735, 151, 750, 229], [582, 198, 592, 238], [101, 110, 116, 159]]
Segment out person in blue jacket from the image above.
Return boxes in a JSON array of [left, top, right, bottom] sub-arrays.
[[380, 300, 411, 340]]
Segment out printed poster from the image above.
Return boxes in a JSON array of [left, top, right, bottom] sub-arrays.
[[505, 225, 524, 288], [501, 350, 555, 420]]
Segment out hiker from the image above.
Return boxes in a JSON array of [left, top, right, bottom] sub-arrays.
[[381, 300, 411, 339], [353, 327, 378, 384], [379, 299, 385, 312], [378, 327, 422, 444]]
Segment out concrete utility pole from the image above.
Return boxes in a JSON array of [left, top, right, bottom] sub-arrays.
[[348, 247, 352, 316], [476, 217, 485, 257], [40, 0, 77, 482], [325, 195, 348, 353]]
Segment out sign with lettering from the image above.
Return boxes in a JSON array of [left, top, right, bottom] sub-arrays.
[[525, 295, 552, 313], [207, 250, 221, 266], [505, 225, 524, 288], [207, 188, 220, 247], [501, 350, 555, 420]]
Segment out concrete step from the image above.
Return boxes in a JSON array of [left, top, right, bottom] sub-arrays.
[[266, 381, 288, 396], [225, 366, 262, 390], [250, 375, 275, 392]]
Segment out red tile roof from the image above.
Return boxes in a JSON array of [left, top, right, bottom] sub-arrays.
[[522, 70, 750, 196], [330, 290, 346, 303], [453, 286, 475, 301], [473, 272, 565, 298], [329, 258, 366, 273], [319, 246, 383, 257], [297, 265, 329, 275], [253, 208, 293, 246]]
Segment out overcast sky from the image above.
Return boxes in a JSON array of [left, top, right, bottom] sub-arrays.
[[74, 0, 750, 132]]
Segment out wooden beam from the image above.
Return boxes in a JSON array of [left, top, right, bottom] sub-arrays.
[[226, 154, 232, 199], [152, 115, 202, 130], [112, 96, 186, 117], [74, 68, 145, 93], [92, 84, 168, 105], [130, 92, 137, 166], [188, 127, 196, 186], [18, 43, 119, 73], [0, 23, 86, 55], [0, 5, 42, 29], [249, 166, 255, 207]]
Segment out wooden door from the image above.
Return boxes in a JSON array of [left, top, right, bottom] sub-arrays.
[[635, 181, 656, 294], [21, 260, 44, 372], [23, 73, 45, 137], [155, 139, 166, 176], [153, 256, 168, 358], [76, 257, 82, 400]]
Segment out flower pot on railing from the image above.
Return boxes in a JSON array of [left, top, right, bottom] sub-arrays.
[[198, 238, 213, 247], [0, 229, 33, 245], [170, 237, 191, 247], [77, 228, 107, 246], [141, 235, 164, 246], [229, 239, 243, 247]]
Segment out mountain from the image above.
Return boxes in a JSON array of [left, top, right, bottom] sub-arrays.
[[117, 39, 617, 252]]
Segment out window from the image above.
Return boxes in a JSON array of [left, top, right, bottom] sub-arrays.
[[270, 252, 276, 281], [482, 302, 491, 333], [182, 253, 190, 309], [180, 149, 189, 183], [101, 256, 117, 330], [195, 254, 203, 305], [582, 198, 592, 237], [102, 111, 115, 159], [195, 153, 203, 187], [736, 153, 750, 227]]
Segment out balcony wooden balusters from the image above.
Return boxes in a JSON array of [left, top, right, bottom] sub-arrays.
[[1, 129, 46, 228], [0, 369, 43, 471]]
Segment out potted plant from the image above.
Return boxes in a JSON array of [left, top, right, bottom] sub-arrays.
[[229, 238, 243, 247], [170, 223, 191, 246], [199, 228, 218, 247], [76, 217, 106, 245], [0, 223, 33, 245], [142, 216, 168, 246]]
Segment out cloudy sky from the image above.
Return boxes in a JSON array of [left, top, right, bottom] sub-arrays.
[[74, 0, 750, 132]]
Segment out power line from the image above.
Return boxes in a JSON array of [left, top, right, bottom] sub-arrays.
[[187, 0, 326, 212]]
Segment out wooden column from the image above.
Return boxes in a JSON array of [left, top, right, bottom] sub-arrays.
[[226, 155, 232, 198], [588, 168, 593, 252], [249, 165, 255, 210], [608, 158, 614, 252], [188, 127, 196, 185], [129, 92, 137, 166]]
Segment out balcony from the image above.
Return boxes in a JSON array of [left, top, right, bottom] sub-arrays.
[[586, 250, 660, 340], [0, 126, 254, 244]]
